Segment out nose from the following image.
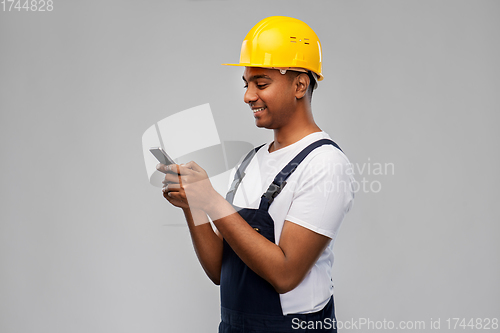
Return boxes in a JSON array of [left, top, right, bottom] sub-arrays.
[[244, 86, 258, 104]]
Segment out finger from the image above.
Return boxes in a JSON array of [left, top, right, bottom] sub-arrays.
[[156, 163, 172, 174], [163, 190, 178, 201], [156, 163, 182, 175], [175, 165, 185, 186], [163, 189, 187, 205], [162, 173, 182, 185], [171, 164, 194, 176], [183, 161, 204, 173], [162, 183, 182, 193], [163, 190, 172, 200]]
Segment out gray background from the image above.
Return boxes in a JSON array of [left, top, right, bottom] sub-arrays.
[[1, 0, 499, 332]]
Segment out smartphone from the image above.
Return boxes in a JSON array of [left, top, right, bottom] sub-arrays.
[[149, 147, 175, 165]]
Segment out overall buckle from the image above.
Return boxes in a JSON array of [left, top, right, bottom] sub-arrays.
[[262, 181, 287, 204]]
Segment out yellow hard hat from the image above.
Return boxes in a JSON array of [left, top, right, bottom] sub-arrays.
[[222, 16, 324, 81]]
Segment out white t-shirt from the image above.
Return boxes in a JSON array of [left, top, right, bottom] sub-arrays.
[[227, 131, 355, 315]]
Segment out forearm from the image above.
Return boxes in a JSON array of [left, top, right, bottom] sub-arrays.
[[205, 197, 293, 293], [183, 208, 223, 285]]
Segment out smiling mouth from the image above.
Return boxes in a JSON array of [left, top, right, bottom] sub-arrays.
[[252, 107, 266, 113]]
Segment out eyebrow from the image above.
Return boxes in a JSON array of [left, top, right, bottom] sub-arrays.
[[242, 74, 272, 82]]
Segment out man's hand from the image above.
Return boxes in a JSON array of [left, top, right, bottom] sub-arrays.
[[156, 161, 220, 211], [155, 163, 188, 209]]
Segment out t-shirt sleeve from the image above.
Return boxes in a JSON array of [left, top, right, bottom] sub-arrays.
[[285, 150, 355, 239]]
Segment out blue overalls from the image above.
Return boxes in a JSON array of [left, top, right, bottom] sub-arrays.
[[219, 139, 342, 333]]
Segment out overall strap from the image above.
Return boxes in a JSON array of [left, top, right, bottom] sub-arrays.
[[225, 144, 266, 204], [259, 139, 342, 211]]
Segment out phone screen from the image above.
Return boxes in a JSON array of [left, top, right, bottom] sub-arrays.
[[149, 147, 175, 165]]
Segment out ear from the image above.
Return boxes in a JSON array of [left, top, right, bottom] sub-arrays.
[[294, 73, 310, 100]]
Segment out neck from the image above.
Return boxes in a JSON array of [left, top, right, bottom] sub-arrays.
[[269, 103, 321, 153]]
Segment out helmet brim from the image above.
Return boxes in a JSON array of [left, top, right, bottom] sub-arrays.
[[221, 63, 323, 81]]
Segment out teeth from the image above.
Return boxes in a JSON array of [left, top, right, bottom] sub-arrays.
[[253, 107, 265, 113]]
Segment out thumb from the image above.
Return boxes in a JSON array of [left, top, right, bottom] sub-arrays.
[[184, 160, 203, 173]]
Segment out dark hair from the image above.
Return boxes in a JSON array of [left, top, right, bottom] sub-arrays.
[[306, 71, 316, 99]]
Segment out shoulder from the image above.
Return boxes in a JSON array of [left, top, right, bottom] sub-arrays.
[[299, 142, 352, 178]]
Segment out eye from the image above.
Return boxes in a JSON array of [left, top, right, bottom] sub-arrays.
[[243, 84, 248, 89], [257, 84, 267, 89]]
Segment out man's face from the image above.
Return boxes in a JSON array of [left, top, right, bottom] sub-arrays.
[[242, 67, 297, 129]]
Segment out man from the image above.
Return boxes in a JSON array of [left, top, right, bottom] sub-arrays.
[[157, 16, 354, 333]]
